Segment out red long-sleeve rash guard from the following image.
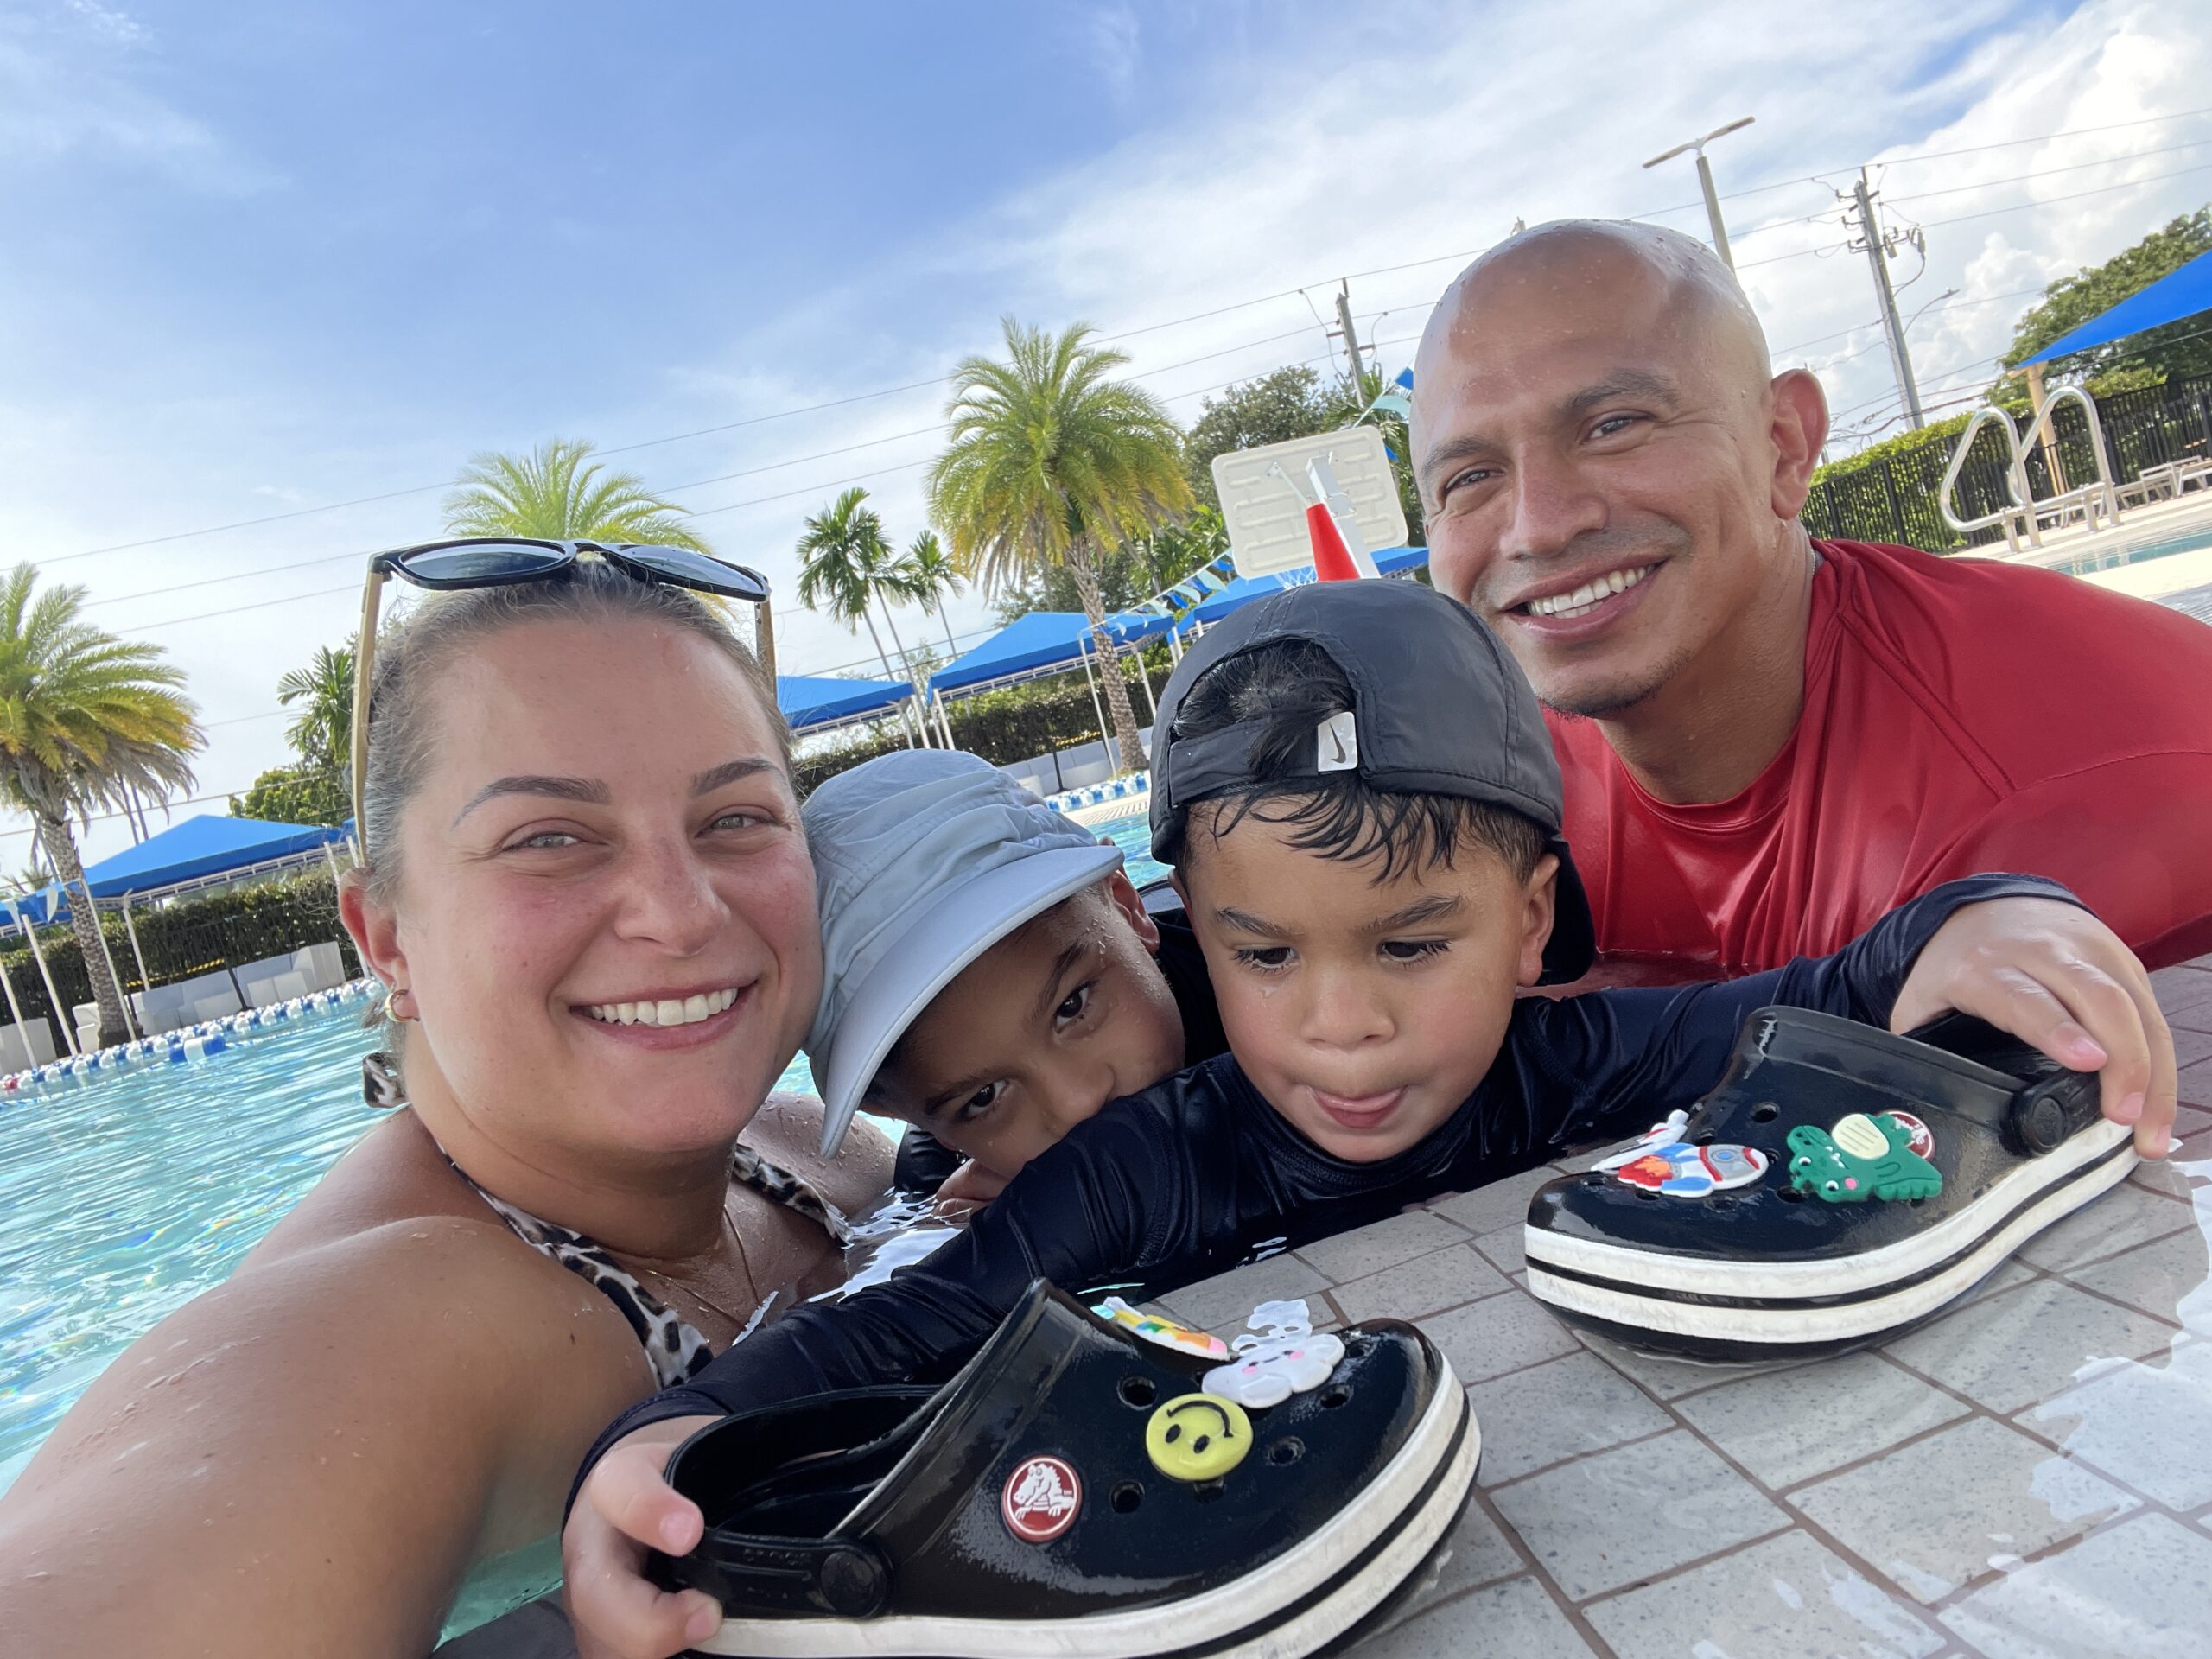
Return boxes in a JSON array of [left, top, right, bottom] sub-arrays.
[[1550, 538, 2212, 977]]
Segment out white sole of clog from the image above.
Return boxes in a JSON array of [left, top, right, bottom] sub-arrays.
[[1524, 1118, 2137, 1348], [696, 1357, 1480, 1658]]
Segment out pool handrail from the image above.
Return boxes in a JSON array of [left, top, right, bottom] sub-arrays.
[[1940, 405, 2038, 551], [1940, 386, 2124, 552]]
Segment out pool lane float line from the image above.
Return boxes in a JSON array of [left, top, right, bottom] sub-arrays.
[[0, 981, 379, 1096]]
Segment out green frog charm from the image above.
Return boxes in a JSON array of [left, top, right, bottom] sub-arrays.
[[1787, 1110, 1942, 1204]]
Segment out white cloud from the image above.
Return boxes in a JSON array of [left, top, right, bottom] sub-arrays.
[[0, 3, 272, 192]]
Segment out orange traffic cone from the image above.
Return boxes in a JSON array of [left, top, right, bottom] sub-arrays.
[[1306, 501, 1363, 582]]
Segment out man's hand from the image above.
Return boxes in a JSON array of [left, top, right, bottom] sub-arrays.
[[1891, 897, 2175, 1158], [564, 1416, 722, 1659]]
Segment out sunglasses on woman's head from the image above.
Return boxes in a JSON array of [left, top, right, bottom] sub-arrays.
[[348, 538, 772, 856]]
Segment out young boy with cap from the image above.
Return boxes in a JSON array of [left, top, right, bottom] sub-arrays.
[[798, 749, 1224, 1205], [565, 581, 2173, 1656]]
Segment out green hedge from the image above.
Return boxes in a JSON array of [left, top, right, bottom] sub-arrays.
[[0, 869, 360, 1045], [794, 647, 1174, 797]]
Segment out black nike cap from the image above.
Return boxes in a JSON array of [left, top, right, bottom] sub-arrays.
[[1149, 577, 1597, 985]]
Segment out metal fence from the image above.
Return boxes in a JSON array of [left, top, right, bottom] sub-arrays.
[[1803, 374, 2212, 551]]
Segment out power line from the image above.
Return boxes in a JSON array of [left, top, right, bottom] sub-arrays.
[[1884, 136, 2212, 207], [104, 345, 1357, 639], [49, 107, 2212, 618], [41, 293, 1345, 569], [1911, 161, 2212, 232], [81, 317, 1353, 614]]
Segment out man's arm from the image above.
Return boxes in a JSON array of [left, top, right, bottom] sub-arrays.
[[1923, 756, 2212, 970]]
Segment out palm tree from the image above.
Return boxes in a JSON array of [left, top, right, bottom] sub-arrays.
[[903, 531, 965, 664], [927, 318, 1191, 772], [444, 437, 777, 677], [443, 439, 712, 550], [796, 489, 929, 746], [276, 640, 355, 774], [0, 566, 202, 1047]]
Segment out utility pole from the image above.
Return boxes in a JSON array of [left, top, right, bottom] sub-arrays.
[[1332, 281, 1367, 390], [1643, 116, 1755, 271], [1848, 169, 1927, 431]]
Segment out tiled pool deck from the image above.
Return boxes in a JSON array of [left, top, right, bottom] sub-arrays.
[[455, 957, 2212, 1657], [1208, 951, 2212, 1659]]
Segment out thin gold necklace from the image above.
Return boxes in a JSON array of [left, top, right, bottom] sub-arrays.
[[630, 1200, 762, 1333]]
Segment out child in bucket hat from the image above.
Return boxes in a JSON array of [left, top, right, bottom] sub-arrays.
[[564, 580, 2170, 1659], [798, 749, 1226, 1204]]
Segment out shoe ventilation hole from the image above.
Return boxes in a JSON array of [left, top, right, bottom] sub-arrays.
[[1118, 1376, 1156, 1408], [1110, 1482, 1143, 1514], [1191, 1479, 1225, 1504], [1319, 1384, 1352, 1409], [1582, 1173, 1605, 1186], [1694, 1130, 1716, 1146], [1908, 1197, 1925, 1208], [1636, 1187, 1661, 1202], [1345, 1334, 1375, 1358], [1707, 1195, 1738, 1211], [1268, 1437, 1305, 1466], [1751, 1102, 1779, 1123], [1776, 1186, 1805, 1204]]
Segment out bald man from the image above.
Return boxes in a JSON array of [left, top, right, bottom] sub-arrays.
[[1413, 219, 2212, 977]]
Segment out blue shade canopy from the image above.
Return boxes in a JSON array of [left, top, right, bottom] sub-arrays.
[[3, 814, 349, 925], [929, 609, 1177, 695], [2019, 248, 2212, 365], [1185, 545, 1430, 624], [776, 674, 914, 732], [84, 814, 346, 899], [929, 550, 1429, 696]]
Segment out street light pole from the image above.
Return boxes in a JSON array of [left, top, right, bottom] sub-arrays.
[[1643, 116, 1756, 271]]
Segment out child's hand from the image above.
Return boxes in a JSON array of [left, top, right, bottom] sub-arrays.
[[564, 1415, 722, 1659], [1891, 896, 2176, 1159], [934, 1157, 1010, 1213]]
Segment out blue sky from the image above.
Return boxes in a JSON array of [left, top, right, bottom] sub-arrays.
[[4, 0, 2208, 864]]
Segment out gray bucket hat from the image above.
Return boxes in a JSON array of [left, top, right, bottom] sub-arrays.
[[802, 750, 1123, 1155]]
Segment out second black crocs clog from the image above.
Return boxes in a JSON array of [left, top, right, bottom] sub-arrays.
[[653, 1280, 1479, 1658], [1523, 1007, 2134, 1362]]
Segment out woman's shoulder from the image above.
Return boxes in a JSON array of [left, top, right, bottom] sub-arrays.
[[741, 1092, 895, 1213]]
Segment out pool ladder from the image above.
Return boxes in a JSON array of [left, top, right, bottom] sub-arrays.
[[1940, 386, 2120, 553]]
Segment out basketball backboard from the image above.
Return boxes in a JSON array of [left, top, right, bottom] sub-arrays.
[[1210, 426, 1410, 579]]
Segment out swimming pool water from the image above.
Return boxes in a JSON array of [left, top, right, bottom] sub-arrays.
[[0, 1005, 389, 1491], [0, 810, 1163, 1496]]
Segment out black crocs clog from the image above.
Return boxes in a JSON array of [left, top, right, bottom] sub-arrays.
[[653, 1281, 1479, 1657], [1523, 1007, 2134, 1362]]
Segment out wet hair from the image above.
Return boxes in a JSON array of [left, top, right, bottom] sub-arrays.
[[353, 562, 787, 1069], [1163, 639, 1546, 882]]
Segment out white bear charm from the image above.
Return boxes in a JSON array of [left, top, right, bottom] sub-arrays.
[[1201, 1298, 1348, 1408]]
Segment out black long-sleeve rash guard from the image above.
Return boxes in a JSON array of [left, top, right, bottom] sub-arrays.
[[582, 874, 2076, 1484]]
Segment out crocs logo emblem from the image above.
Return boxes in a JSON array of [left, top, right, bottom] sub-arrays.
[[1001, 1454, 1082, 1542]]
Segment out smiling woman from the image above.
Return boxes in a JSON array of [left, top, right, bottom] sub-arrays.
[[0, 558, 893, 1656]]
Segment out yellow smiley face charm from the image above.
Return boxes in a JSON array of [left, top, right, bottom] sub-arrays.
[[1145, 1393, 1253, 1482]]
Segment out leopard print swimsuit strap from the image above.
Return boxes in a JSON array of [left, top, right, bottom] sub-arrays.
[[363, 1052, 855, 1389]]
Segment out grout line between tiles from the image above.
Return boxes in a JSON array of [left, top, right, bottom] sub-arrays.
[[1482, 1419, 1681, 1495]]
